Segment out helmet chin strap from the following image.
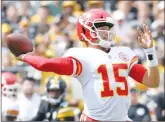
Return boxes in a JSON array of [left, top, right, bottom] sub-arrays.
[[81, 33, 115, 49], [42, 93, 65, 105]]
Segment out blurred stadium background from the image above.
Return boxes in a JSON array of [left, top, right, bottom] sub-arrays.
[[1, 0, 164, 121]]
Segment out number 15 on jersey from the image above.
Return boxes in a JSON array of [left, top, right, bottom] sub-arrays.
[[98, 63, 129, 97]]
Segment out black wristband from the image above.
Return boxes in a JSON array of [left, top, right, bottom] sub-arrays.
[[148, 54, 153, 60]]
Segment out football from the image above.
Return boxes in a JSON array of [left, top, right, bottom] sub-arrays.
[[6, 33, 33, 57]]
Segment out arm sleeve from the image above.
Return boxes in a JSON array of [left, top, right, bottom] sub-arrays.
[[23, 55, 74, 75], [129, 64, 147, 83], [23, 54, 82, 76]]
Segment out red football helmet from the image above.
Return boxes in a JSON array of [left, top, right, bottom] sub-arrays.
[[2, 72, 19, 99], [77, 8, 115, 49]]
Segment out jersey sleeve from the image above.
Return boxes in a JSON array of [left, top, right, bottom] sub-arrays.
[[123, 47, 139, 71], [63, 48, 83, 77], [122, 47, 147, 83]]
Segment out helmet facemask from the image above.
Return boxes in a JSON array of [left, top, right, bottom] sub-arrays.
[[91, 20, 116, 49], [47, 89, 65, 105]]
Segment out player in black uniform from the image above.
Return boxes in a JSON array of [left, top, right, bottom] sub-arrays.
[[31, 76, 80, 121], [128, 88, 151, 121]]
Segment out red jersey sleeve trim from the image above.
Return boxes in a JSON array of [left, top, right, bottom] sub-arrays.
[[68, 56, 82, 77], [130, 56, 138, 67], [129, 64, 147, 83]]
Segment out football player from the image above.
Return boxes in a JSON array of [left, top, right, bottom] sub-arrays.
[[16, 9, 159, 121], [2, 72, 19, 121], [31, 76, 80, 121]]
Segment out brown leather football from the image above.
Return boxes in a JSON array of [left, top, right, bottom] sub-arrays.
[[6, 33, 33, 56]]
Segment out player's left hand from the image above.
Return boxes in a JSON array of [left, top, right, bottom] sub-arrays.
[[137, 24, 153, 49]]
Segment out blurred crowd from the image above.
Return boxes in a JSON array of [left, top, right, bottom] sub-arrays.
[[1, 1, 165, 121]]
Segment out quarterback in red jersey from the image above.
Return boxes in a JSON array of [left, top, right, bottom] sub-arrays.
[[15, 9, 159, 121]]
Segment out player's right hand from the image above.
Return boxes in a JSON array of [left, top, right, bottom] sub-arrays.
[[16, 47, 36, 61], [137, 24, 153, 49]]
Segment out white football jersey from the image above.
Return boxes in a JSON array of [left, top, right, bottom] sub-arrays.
[[2, 96, 19, 121], [64, 46, 138, 121]]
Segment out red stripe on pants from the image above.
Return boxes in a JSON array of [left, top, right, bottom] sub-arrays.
[[80, 113, 98, 121]]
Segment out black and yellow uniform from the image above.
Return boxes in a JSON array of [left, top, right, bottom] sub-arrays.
[[31, 97, 80, 121], [32, 76, 80, 121]]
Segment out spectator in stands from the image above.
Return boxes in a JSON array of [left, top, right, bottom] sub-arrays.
[[2, 1, 7, 23], [135, 1, 152, 25], [155, 1, 164, 21], [44, 1, 62, 16], [18, 1, 32, 19], [30, 5, 54, 34], [17, 77, 41, 121], [116, 1, 135, 21], [87, 1, 104, 9], [61, 1, 76, 16], [2, 23, 13, 47], [2, 51, 14, 69], [5, 4, 20, 31]]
